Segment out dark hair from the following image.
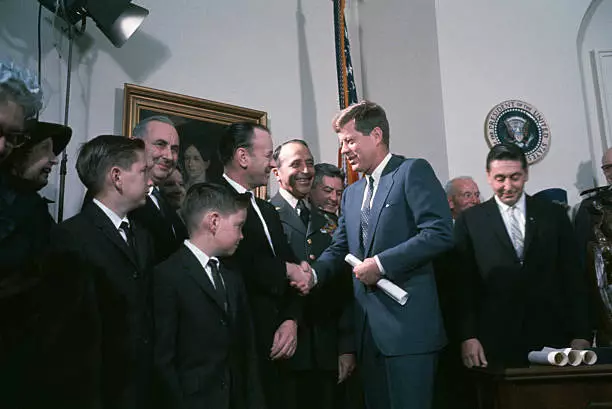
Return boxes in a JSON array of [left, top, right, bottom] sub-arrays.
[[332, 100, 390, 146], [218, 122, 270, 166], [272, 139, 310, 167], [313, 163, 345, 188], [181, 182, 250, 234], [76, 135, 145, 195], [486, 143, 528, 171]]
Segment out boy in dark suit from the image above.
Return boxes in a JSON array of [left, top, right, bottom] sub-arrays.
[[153, 183, 265, 409], [49, 135, 155, 409]]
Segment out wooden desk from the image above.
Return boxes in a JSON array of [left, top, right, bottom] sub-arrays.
[[471, 364, 612, 409]]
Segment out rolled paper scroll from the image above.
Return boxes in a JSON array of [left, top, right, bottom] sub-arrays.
[[344, 254, 409, 305], [527, 350, 569, 366]]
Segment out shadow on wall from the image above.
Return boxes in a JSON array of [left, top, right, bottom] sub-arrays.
[[576, 160, 597, 193], [296, 0, 320, 160]]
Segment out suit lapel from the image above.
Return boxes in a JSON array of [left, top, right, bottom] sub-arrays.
[[181, 247, 227, 314], [364, 155, 403, 256], [523, 195, 537, 257], [484, 199, 518, 260], [84, 203, 138, 267], [307, 209, 327, 237], [348, 179, 366, 258], [272, 194, 306, 235]]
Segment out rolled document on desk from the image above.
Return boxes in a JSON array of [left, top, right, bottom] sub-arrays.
[[541, 347, 581, 366], [527, 350, 568, 366], [578, 350, 598, 365], [540, 347, 598, 366], [344, 254, 409, 305]]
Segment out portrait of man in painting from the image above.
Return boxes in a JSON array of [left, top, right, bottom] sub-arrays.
[[123, 83, 268, 198]]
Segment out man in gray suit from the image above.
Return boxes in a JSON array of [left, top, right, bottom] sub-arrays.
[[303, 101, 453, 409]]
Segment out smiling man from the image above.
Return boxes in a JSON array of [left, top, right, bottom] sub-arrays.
[[130, 115, 188, 262], [270, 141, 355, 409], [309, 163, 345, 215], [307, 100, 453, 409], [454, 143, 591, 369]]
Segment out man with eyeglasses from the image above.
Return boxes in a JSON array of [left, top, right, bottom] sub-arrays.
[[445, 176, 481, 221]]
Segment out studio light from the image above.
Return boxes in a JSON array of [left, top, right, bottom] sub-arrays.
[[38, 0, 149, 47]]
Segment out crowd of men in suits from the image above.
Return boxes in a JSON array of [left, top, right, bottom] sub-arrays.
[[0, 60, 599, 409]]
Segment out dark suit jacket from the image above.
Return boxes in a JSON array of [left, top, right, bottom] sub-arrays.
[[217, 178, 302, 355], [454, 196, 591, 367], [314, 155, 453, 357], [49, 202, 155, 409], [129, 195, 188, 263], [154, 246, 265, 409], [270, 193, 354, 371]]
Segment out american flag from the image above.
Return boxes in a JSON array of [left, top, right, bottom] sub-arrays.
[[333, 0, 360, 185]]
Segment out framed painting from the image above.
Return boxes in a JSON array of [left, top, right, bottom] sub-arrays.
[[122, 83, 269, 199]]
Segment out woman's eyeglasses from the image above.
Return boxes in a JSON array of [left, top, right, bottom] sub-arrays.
[[0, 128, 30, 148]]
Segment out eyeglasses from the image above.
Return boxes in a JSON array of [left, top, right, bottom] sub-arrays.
[[0, 128, 30, 148], [460, 192, 480, 200]]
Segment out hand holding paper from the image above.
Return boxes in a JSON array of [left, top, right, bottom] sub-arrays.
[[345, 254, 409, 305]]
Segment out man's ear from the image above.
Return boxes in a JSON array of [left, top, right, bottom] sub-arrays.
[[110, 166, 122, 190], [448, 197, 454, 211], [236, 147, 249, 169], [272, 166, 281, 182], [370, 126, 383, 146]]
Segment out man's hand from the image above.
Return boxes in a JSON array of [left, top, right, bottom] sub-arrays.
[[338, 353, 356, 384], [270, 320, 298, 360], [353, 257, 381, 286], [461, 338, 488, 368], [570, 338, 591, 350], [287, 261, 314, 295]]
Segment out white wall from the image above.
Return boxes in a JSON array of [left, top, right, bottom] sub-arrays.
[[0, 0, 343, 219], [436, 0, 593, 206], [579, 0, 612, 187], [352, 0, 449, 181]]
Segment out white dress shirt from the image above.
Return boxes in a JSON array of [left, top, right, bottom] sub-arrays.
[[278, 187, 310, 215], [494, 192, 526, 241], [93, 198, 130, 243], [183, 240, 223, 288], [361, 152, 392, 274], [223, 174, 276, 255]]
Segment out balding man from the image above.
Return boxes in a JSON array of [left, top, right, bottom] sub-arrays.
[[445, 177, 481, 220]]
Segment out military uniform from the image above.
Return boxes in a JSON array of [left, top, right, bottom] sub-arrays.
[[270, 192, 354, 409]]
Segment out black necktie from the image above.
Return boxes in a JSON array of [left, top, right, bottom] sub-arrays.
[[297, 199, 310, 226], [208, 259, 227, 310], [152, 187, 177, 237], [151, 187, 168, 217], [360, 176, 375, 252], [119, 221, 135, 248]]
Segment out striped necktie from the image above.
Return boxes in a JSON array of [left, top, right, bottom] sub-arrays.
[[509, 206, 524, 261], [360, 176, 375, 253]]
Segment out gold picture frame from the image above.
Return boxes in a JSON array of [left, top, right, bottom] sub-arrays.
[[122, 83, 269, 199]]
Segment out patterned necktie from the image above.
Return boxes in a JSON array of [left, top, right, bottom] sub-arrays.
[[360, 176, 375, 252], [509, 206, 524, 261], [208, 259, 227, 310], [296, 199, 310, 226]]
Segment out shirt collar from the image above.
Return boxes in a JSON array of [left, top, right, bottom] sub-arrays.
[[223, 173, 250, 195], [494, 192, 526, 214], [278, 187, 309, 210], [183, 240, 218, 269], [368, 153, 392, 184], [93, 198, 129, 230]]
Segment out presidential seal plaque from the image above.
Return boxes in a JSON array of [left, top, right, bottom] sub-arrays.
[[485, 100, 551, 164]]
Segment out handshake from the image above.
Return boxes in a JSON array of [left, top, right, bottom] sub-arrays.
[[286, 262, 315, 295]]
